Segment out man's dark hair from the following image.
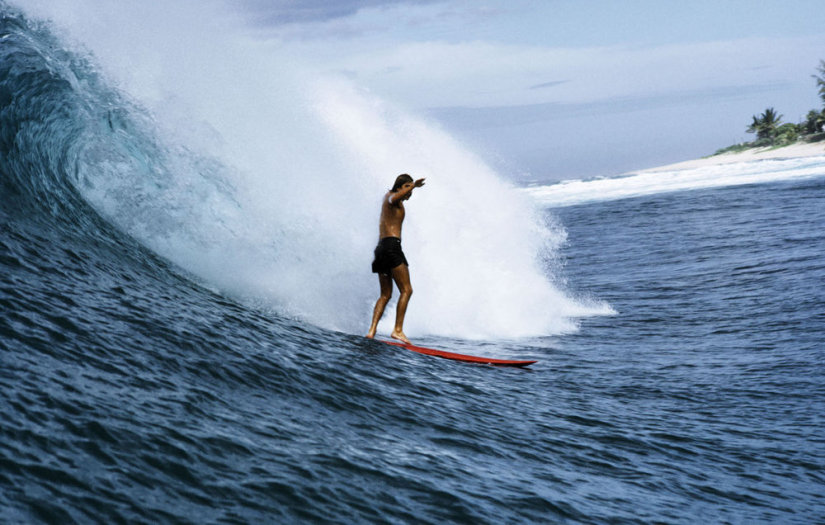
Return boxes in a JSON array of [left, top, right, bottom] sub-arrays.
[[391, 173, 413, 192]]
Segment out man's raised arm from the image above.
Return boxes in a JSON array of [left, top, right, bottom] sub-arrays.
[[388, 178, 426, 205]]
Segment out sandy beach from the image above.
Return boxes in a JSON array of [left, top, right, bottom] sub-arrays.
[[641, 141, 825, 173]]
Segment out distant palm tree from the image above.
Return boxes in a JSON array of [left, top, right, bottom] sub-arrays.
[[747, 107, 783, 143], [814, 60, 825, 106], [804, 109, 825, 134]]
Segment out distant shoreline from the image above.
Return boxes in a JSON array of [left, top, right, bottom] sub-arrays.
[[640, 141, 825, 174]]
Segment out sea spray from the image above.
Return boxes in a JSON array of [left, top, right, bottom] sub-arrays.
[[14, 0, 612, 338], [312, 79, 604, 337]]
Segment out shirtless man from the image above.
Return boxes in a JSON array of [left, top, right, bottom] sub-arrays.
[[365, 173, 426, 344]]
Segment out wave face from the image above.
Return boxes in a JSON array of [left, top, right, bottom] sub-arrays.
[[526, 154, 825, 207], [4, 0, 608, 340]]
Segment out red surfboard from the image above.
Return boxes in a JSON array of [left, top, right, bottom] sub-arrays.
[[379, 339, 537, 367]]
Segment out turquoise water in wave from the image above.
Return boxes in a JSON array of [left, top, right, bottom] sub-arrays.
[[2, 5, 825, 523]]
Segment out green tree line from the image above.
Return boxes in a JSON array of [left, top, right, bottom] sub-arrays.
[[716, 61, 825, 154]]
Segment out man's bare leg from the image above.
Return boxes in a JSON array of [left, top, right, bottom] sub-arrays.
[[366, 273, 393, 339], [390, 264, 413, 344]]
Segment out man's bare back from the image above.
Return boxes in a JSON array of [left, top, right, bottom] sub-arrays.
[[378, 190, 406, 239]]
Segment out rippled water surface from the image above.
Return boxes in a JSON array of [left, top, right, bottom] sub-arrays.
[[4, 178, 824, 523]]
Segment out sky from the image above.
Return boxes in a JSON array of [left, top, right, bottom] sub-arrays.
[[244, 0, 825, 182]]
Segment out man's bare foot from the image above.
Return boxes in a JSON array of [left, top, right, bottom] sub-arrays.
[[390, 330, 411, 345]]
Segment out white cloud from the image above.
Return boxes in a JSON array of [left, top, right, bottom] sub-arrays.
[[240, 0, 444, 25], [286, 35, 825, 111]]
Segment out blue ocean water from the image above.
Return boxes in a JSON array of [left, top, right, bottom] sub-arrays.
[[2, 5, 825, 524]]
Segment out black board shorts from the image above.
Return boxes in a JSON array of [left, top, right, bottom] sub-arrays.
[[371, 237, 408, 275]]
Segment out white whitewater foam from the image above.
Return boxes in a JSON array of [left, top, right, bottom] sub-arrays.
[[526, 155, 825, 208]]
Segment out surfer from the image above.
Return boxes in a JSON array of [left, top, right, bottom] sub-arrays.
[[366, 173, 426, 344]]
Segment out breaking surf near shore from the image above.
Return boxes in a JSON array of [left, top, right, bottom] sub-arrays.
[[524, 142, 825, 208]]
